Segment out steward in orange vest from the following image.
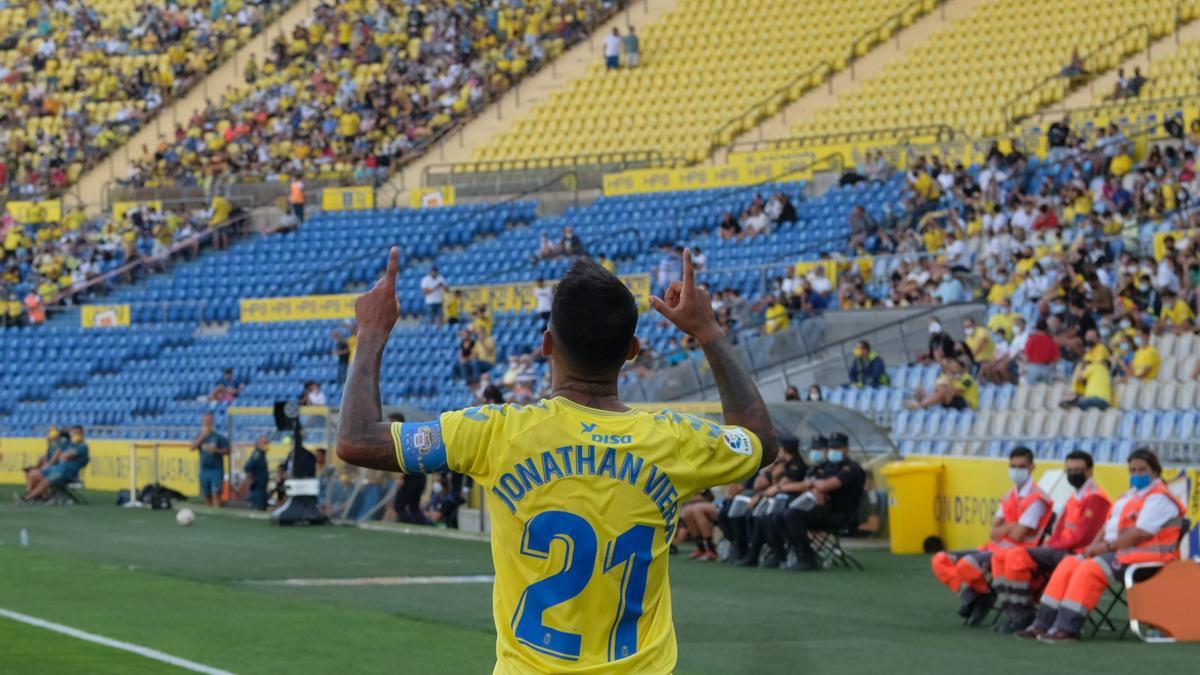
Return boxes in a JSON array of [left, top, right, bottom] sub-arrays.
[[1019, 448, 1186, 642], [991, 450, 1110, 632], [931, 447, 1053, 625]]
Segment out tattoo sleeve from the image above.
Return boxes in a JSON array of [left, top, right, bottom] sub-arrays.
[[335, 334, 401, 471], [702, 334, 779, 468]]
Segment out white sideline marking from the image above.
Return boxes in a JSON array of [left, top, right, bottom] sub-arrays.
[[0, 607, 234, 675], [244, 574, 495, 587]]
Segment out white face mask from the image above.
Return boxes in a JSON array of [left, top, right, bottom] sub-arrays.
[[929, 321, 942, 335], [431, 482, 443, 494], [1008, 467, 1031, 487]]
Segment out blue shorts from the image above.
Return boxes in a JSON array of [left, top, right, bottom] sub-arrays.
[[426, 303, 442, 321], [199, 469, 224, 498], [249, 488, 268, 510], [42, 466, 69, 486]]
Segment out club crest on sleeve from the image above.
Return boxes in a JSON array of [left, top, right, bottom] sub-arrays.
[[722, 428, 753, 456]]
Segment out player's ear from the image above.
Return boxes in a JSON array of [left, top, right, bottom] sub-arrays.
[[625, 335, 640, 363], [541, 330, 553, 358]]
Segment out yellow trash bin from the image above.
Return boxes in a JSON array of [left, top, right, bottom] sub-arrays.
[[881, 460, 943, 554]]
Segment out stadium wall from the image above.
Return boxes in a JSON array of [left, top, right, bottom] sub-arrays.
[[0, 438, 291, 498], [904, 455, 1200, 552]]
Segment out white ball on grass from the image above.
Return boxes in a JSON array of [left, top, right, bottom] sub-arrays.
[[176, 508, 195, 527]]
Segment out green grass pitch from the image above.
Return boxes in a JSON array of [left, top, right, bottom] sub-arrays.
[[1, 486, 1196, 674]]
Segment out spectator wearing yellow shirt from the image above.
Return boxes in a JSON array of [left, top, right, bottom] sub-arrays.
[[910, 357, 977, 411], [1122, 326, 1160, 382], [963, 317, 995, 365], [1156, 290, 1194, 335], [1061, 356, 1113, 411], [597, 253, 616, 274], [444, 290, 463, 324], [470, 304, 493, 337], [763, 296, 789, 335], [986, 298, 1018, 341]]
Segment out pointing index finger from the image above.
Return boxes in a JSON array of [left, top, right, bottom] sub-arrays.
[[682, 247, 694, 290], [384, 247, 399, 288]]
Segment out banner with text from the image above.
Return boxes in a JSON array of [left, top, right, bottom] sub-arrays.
[[904, 455, 1197, 552], [321, 186, 374, 212], [6, 200, 63, 224], [80, 304, 131, 328], [454, 274, 651, 315], [602, 159, 817, 197], [240, 294, 357, 323]]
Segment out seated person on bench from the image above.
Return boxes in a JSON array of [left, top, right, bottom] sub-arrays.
[[23, 425, 70, 494], [20, 426, 90, 503], [1020, 448, 1186, 643], [780, 432, 866, 572]]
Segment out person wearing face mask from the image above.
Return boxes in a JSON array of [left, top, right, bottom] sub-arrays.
[[1156, 288, 1195, 335], [23, 424, 70, 494], [1024, 449, 1186, 643], [19, 426, 90, 503], [729, 435, 811, 568], [993, 451, 1111, 633], [848, 340, 888, 388], [780, 433, 866, 572], [931, 447, 1053, 626], [1120, 325, 1160, 382]]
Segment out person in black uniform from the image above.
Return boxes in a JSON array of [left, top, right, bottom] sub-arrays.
[[782, 432, 866, 572], [388, 413, 428, 524], [243, 435, 270, 510], [729, 435, 809, 568]]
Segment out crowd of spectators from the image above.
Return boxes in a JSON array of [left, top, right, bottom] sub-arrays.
[[839, 116, 1199, 410], [1, 0, 293, 200], [120, 0, 623, 191], [1, 196, 240, 325]]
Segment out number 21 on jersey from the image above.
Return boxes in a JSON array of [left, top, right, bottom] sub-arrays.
[[511, 510, 654, 662]]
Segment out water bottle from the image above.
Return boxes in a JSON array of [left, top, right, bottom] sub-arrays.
[[19, 528, 28, 546]]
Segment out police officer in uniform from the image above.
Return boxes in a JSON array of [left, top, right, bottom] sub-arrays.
[[781, 432, 866, 572]]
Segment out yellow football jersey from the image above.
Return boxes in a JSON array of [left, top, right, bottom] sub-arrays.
[[391, 397, 762, 674]]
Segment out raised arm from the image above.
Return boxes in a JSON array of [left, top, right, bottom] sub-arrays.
[[335, 248, 402, 471], [650, 249, 779, 469]]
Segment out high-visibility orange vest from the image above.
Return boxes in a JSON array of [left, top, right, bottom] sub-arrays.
[[996, 484, 1054, 548], [1116, 480, 1186, 565], [1048, 480, 1111, 553], [289, 181, 304, 204]]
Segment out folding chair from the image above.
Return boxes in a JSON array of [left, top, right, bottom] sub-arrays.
[[48, 479, 87, 505], [1088, 518, 1190, 640], [808, 528, 864, 571], [978, 511, 1058, 628]]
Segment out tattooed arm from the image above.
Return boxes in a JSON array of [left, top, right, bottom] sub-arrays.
[[701, 333, 779, 468], [650, 249, 779, 469], [335, 248, 402, 471]]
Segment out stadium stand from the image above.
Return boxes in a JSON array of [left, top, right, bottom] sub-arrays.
[[0, 0, 294, 199], [473, 0, 944, 164], [795, 0, 1195, 138], [120, 0, 624, 189]]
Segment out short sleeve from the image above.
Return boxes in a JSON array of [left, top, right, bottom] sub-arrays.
[[674, 417, 762, 494], [1136, 493, 1182, 535], [393, 405, 505, 480], [1018, 498, 1048, 530]]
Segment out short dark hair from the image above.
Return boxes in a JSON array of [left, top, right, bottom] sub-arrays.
[[1009, 446, 1034, 462], [388, 413, 406, 424], [1065, 450, 1094, 469], [550, 257, 637, 376], [1127, 447, 1162, 475]]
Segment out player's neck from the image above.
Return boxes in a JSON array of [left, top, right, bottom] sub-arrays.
[[553, 378, 627, 413]]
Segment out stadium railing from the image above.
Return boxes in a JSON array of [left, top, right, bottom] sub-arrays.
[[1001, 23, 1153, 128], [422, 150, 685, 199]]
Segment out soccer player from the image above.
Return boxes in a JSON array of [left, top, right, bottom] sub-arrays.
[[338, 248, 778, 673]]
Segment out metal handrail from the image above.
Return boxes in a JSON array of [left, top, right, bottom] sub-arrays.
[[1002, 23, 1153, 128], [708, 61, 834, 151], [729, 124, 966, 157], [45, 210, 255, 307], [1025, 91, 1200, 128], [849, 0, 946, 80], [421, 149, 681, 185]]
